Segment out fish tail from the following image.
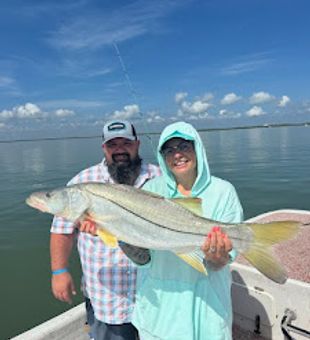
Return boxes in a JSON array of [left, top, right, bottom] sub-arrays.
[[243, 246, 287, 284], [249, 221, 300, 245], [242, 221, 300, 284]]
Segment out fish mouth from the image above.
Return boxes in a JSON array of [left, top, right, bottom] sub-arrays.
[[26, 195, 48, 213]]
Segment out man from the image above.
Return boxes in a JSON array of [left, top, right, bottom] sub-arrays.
[[50, 119, 160, 340]]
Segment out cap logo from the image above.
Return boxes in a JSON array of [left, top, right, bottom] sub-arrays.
[[107, 122, 126, 131]]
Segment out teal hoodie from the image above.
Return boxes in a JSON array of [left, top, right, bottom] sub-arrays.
[[132, 122, 243, 340]]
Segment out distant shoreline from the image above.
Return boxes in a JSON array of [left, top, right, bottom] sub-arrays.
[[0, 121, 309, 143]]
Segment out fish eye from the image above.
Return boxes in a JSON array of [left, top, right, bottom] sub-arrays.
[[46, 193, 51, 198]]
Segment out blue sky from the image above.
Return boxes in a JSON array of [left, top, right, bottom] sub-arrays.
[[0, 0, 309, 139]]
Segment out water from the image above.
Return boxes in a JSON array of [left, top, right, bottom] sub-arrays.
[[0, 126, 309, 339]]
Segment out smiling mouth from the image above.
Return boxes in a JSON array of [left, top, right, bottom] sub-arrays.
[[174, 158, 188, 167], [113, 154, 130, 162]]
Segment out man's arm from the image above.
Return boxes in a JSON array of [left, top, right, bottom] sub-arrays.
[[50, 233, 76, 304]]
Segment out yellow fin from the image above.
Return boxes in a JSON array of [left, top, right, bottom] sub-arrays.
[[243, 246, 287, 284], [249, 221, 300, 245], [97, 228, 118, 248], [242, 220, 300, 284], [177, 250, 208, 275], [171, 197, 202, 216]]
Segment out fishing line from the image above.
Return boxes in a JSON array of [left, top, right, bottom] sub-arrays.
[[112, 41, 157, 157]]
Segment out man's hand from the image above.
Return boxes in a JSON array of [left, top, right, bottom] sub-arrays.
[[201, 226, 232, 270], [51, 271, 76, 304], [79, 218, 97, 236]]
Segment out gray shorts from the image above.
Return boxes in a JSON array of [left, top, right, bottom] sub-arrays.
[[85, 298, 139, 340]]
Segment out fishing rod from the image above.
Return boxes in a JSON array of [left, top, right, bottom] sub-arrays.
[[112, 41, 156, 156]]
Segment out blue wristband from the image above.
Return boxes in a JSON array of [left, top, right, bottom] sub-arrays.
[[52, 268, 68, 275]]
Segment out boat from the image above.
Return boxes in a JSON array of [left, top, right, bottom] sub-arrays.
[[12, 209, 310, 340]]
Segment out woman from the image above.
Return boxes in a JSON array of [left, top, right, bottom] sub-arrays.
[[132, 121, 243, 340]]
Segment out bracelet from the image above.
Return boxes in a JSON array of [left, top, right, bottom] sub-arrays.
[[52, 268, 68, 275]]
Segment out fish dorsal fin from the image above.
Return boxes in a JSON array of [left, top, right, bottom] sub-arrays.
[[97, 228, 118, 248], [176, 250, 208, 275], [171, 197, 202, 216]]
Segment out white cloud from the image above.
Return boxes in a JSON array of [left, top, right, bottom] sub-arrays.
[[221, 52, 273, 75], [175, 92, 188, 104], [249, 91, 274, 104], [219, 109, 241, 118], [0, 110, 14, 119], [0, 122, 5, 129], [200, 93, 214, 102], [221, 93, 241, 105], [0, 103, 44, 120], [180, 100, 211, 115], [111, 104, 140, 119], [147, 115, 164, 123], [0, 76, 21, 96], [48, 1, 188, 50], [54, 108, 75, 117], [222, 59, 271, 75], [16, 103, 42, 118], [146, 110, 165, 123], [176, 92, 213, 117], [246, 106, 266, 117], [219, 109, 228, 116], [0, 103, 78, 122], [0, 76, 15, 87], [278, 95, 290, 107]]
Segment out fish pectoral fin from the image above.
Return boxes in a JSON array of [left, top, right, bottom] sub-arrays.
[[96, 228, 118, 248], [176, 250, 208, 275], [170, 197, 203, 216], [118, 241, 151, 265]]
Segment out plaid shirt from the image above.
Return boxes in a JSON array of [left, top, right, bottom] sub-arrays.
[[51, 160, 160, 324]]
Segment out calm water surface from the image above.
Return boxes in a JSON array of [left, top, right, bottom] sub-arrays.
[[0, 126, 309, 339]]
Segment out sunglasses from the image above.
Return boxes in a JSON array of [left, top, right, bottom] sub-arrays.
[[161, 141, 194, 157]]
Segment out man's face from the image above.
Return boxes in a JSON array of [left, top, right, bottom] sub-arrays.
[[102, 137, 141, 185], [103, 137, 140, 166]]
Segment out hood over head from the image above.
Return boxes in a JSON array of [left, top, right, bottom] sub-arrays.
[[157, 121, 211, 197]]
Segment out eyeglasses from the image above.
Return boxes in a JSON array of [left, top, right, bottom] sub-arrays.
[[161, 141, 194, 157]]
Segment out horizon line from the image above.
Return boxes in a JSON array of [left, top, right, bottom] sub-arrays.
[[0, 121, 309, 144]]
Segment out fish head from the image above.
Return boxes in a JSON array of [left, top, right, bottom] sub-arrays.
[[26, 186, 89, 221], [26, 188, 70, 214]]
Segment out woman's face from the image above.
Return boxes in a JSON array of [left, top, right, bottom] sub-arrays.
[[161, 138, 197, 179]]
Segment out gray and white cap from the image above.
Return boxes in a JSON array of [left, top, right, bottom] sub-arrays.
[[102, 120, 138, 144]]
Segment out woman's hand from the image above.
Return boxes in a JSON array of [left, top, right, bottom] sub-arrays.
[[201, 226, 232, 270]]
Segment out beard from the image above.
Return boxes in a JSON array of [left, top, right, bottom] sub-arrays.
[[107, 153, 142, 185]]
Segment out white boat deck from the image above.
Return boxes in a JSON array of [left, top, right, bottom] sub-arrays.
[[12, 209, 310, 340]]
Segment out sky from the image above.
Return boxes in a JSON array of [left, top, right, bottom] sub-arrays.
[[0, 0, 310, 140]]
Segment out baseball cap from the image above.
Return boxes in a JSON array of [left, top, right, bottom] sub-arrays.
[[102, 120, 138, 144]]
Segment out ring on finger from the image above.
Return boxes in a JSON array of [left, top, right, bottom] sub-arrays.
[[209, 246, 216, 253]]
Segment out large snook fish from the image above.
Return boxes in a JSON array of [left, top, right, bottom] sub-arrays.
[[26, 182, 301, 284]]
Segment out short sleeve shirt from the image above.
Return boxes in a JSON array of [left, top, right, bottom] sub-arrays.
[[51, 160, 160, 324]]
